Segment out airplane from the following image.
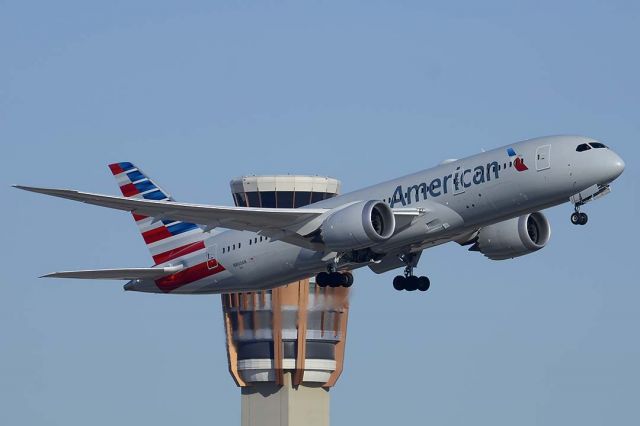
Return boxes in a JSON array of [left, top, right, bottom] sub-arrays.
[[14, 135, 624, 294]]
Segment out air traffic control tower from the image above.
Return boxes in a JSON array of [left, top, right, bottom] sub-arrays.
[[222, 176, 349, 426]]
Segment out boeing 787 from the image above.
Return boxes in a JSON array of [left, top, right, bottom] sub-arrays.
[[15, 135, 625, 293]]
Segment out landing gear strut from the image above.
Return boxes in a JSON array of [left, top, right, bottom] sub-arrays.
[[571, 205, 588, 226], [393, 253, 430, 292]]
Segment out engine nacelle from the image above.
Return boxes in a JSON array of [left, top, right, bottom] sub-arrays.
[[320, 200, 396, 251], [473, 212, 551, 260]]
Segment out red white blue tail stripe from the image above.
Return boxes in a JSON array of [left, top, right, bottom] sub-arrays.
[[108, 162, 206, 266]]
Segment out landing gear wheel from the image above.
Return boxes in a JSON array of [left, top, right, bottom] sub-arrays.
[[318, 272, 353, 288], [316, 272, 329, 287], [394, 252, 431, 292], [571, 212, 581, 225], [329, 273, 343, 288], [579, 212, 588, 225], [405, 276, 419, 292], [417, 276, 430, 292], [343, 273, 354, 288], [393, 276, 405, 291]]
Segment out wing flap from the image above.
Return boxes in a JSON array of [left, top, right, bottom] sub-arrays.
[[41, 265, 184, 280]]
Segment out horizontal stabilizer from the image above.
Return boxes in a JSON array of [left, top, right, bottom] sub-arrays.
[[41, 265, 184, 280]]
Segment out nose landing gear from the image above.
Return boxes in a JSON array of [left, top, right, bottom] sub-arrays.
[[571, 206, 589, 226], [570, 184, 613, 226]]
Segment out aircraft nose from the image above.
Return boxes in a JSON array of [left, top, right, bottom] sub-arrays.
[[608, 151, 625, 181]]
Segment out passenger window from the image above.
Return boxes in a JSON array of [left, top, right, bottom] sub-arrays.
[[238, 243, 241, 249], [233, 244, 236, 250], [254, 237, 258, 244], [576, 144, 591, 152], [590, 142, 607, 149], [222, 247, 225, 253]]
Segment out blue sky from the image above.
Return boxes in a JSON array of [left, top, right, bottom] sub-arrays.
[[1, 1, 639, 425]]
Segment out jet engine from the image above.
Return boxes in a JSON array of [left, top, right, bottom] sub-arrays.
[[470, 212, 551, 260], [319, 200, 396, 251]]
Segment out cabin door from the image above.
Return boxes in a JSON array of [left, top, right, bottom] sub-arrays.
[[536, 145, 551, 171], [206, 244, 219, 270]]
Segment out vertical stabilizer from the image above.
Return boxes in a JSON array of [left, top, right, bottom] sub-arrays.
[[108, 162, 206, 265]]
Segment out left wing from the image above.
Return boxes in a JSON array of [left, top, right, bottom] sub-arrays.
[[14, 186, 423, 250], [15, 185, 327, 231]]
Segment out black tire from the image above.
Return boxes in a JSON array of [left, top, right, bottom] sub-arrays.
[[571, 212, 580, 225], [343, 273, 354, 287], [405, 276, 419, 291], [393, 276, 405, 291], [329, 272, 343, 288], [316, 272, 329, 287], [418, 276, 430, 292], [579, 213, 588, 225]]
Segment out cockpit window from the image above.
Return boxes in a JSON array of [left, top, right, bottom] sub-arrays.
[[589, 142, 607, 149], [576, 143, 591, 152]]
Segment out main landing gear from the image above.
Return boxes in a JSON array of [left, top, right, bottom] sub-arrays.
[[393, 254, 430, 292], [393, 274, 430, 292], [571, 206, 589, 226], [316, 270, 353, 288]]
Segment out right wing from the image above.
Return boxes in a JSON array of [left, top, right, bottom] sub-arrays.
[[41, 265, 184, 280]]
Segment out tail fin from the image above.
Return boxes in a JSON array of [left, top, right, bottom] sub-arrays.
[[108, 162, 206, 265]]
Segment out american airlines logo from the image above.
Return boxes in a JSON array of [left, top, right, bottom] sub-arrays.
[[507, 147, 528, 172]]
